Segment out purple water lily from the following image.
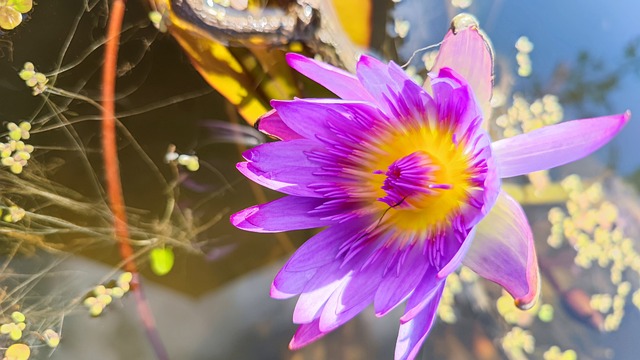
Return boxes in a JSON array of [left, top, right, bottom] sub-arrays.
[[230, 23, 629, 360]]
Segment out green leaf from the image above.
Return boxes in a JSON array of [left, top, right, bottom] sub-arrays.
[[8, 0, 32, 14], [150, 247, 174, 276]]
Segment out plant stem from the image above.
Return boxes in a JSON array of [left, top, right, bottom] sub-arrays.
[[102, 1, 169, 359]]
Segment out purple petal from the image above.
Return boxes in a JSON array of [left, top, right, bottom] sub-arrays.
[[271, 268, 316, 300], [236, 139, 332, 197], [374, 247, 429, 317], [256, 109, 303, 140], [356, 55, 430, 118], [289, 318, 326, 350], [272, 98, 384, 141], [395, 281, 445, 360], [319, 282, 372, 332], [436, 227, 476, 278], [428, 21, 493, 119], [400, 270, 441, 323], [242, 138, 319, 167], [294, 260, 350, 324], [231, 196, 336, 233], [492, 112, 630, 178], [286, 53, 374, 102], [430, 68, 482, 135], [237, 162, 326, 198], [462, 191, 539, 309], [270, 218, 370, 299], [318, 248, 393, 330]]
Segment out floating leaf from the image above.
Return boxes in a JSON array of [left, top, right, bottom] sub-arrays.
[[0, 6, 21, 30], [150, 247, 174, 276], [8, 0, 32, 13], [9, 326, 23, 341], [5, 343, 30, 360], [11, 311, 25, 323]]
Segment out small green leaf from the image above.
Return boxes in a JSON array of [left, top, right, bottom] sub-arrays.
[[8, 0, 32, 13], [150, 247, 174, 276]]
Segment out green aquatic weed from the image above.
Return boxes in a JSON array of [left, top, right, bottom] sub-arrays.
[[18, 62, 48, 95], [1, 321, 25, 341]]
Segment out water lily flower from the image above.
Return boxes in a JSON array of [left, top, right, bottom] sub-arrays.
[[230, 20, 629, 360]]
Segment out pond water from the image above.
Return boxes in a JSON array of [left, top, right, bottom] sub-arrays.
[[0, 0, 639, 359]]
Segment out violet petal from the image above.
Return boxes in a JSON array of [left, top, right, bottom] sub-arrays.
[[256, 109, 303, 140], [462, 191, 540, 309], [286, 53, 374, 102], [492, 112, 630, 178], [289, 318, 326, 350], [230, 196, 337, 233], [428, 23, 493, 120], [395, 281, 445, 360]]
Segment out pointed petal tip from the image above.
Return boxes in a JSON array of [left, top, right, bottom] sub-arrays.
[[229, 206, 254, 228], [270, 281, 296, 300], [284, 53, 373, 102], [288, 321, 327, 350], [285, 52, 305, 65], [355, 54, 386, 72], [230, 205, 276, 233], [515, 297, 536, 311], [514, 264, 541, 310], [288, 337, 303, 351]]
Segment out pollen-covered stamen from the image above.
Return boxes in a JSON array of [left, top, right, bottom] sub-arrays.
[[377, 151, 450, 208]]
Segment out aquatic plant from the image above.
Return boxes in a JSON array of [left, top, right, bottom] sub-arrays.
[[231, 19, 629, 359], [0, 0, 32, 30]]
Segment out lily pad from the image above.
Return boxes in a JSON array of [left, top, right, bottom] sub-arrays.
[[0, 6, 22, 30], [8, 0, 32, 13], [5, 343, 30, 360]]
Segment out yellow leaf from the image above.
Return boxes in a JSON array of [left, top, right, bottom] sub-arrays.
[[150, 0, 298, 125], [5, 343, 30, 360], [0, 6, 22, 30]]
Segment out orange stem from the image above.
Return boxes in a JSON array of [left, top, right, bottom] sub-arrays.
[[102, 0, 135, 274], [102, 1, 168, 359]]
